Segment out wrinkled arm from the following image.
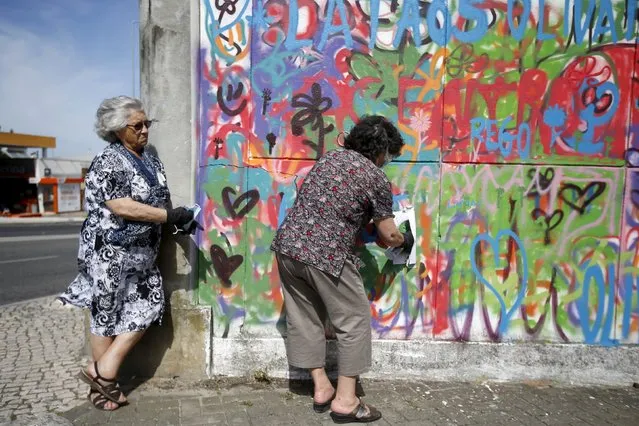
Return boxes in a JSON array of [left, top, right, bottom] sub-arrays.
[[374, 217, 404, 248], [105, 198, 168, 223]]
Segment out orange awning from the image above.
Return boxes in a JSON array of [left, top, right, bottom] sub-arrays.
[[0, 132, 56, 148]]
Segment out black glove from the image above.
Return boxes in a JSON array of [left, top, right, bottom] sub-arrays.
[[166, 207, 194, 227], [400, 222, 414, 253], [182, 219, 204, 235]]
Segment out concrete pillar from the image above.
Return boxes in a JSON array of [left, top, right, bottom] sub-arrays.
[[120, 0, 210, 380]]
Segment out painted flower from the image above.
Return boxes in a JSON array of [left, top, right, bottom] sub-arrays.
[[543, 105, 567, 128], [410, 109, 432, 133]]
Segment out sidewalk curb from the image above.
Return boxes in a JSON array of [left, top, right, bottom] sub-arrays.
[[0, 216, 85, 224], [0, 295, 66, 309]]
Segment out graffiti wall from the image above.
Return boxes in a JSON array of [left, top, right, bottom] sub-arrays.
[[197, 0, 639, 345]]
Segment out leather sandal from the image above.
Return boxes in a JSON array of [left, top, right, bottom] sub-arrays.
[[88, 390, 121, 411], [78, 361, 126, 405], [330, 399, 382, 423]]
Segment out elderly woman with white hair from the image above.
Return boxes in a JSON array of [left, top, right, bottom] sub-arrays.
[[59, 96, 195, 411]]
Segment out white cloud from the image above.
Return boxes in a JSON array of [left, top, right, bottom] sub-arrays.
[[0, 10, 131, 159]]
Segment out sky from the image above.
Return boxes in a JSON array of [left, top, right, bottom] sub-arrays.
[[0, 0, 140, 159]]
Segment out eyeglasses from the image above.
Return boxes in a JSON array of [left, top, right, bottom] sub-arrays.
[[127, 120, 153, 133]]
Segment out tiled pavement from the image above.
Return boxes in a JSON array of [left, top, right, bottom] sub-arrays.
[[1, 296, 638, 425], [0, 297, 89, 423], [60, 378, 639, 425]]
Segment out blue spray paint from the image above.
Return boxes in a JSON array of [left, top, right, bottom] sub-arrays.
[[285, 0, 313, 50], [470, 230, 529, 335], [203, 0, 251, 77], [565, 81, 619, 154], [453, 0, 488, 43], [517, 122, 531, 160], [576, 263, 617, 346], [593, 0, 618, 43], [393, 0, 422, 48], [536, 0, 555, 41], [318, 0, 353, 50], [621, 273, 637, 340], [626, 0, 638, 39], [571, 0, 597, 44], [507, 0, 531, 41], [427, 0, 451, 46], [470, 117, 530, 159], [368, 0, 381, 50]]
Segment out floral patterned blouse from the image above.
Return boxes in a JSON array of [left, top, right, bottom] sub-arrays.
[[271, 149, 394, 277], [59, 142, 170, 336]]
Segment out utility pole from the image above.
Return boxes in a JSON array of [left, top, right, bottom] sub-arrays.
[[132, 20, 140, 97]]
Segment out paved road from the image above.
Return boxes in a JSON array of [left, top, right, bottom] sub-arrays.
[[0, 223, 81, 305]]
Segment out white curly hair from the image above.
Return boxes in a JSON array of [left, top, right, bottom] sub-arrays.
[[94, 96, 145, 143]]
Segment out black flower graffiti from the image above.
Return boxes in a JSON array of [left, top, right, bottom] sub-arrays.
[[214, 137, 224, 160], [445, 44, 488, 78], [215, 0, 239, 17], [266, 133, 277, 155], [262, 89, 272, 116], [291, 83, 334, 159]]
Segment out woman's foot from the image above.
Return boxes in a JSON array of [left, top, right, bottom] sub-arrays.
[[88, 390, 120, 411], [330, 398, 382, 423], [81, 361, 127, 405], [310, 367, 335, 412], [314, 383, 336, 405], [330, 394, 361, 415], [313, 383, 336, 413]]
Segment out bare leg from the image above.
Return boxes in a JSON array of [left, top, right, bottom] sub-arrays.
[[90, 334, 114, 361], [310, 367, 334, 403], [88, 334, 119, 409], [91, 330, 145, 378], [331, 375, 360, 414], [86, 330, 145, 405]]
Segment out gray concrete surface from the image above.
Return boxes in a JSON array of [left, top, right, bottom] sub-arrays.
[[1, 296, 638, 426], [61, 377, 639, 426], [133, 0, 209, 380], [211, 337, 639, 387]]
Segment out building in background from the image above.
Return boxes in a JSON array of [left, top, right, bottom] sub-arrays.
[[0, 131, 89, 216]]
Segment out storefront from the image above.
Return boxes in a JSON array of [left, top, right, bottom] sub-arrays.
[[29, 158, 89, 214], [1, 131, 91, 215], [0, 158, 38, 215]]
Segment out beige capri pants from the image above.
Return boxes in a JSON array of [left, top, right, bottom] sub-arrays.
[[275, 253, 372, 377]]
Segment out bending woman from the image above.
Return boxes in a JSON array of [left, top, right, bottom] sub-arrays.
[[271, 115, 413, 423]]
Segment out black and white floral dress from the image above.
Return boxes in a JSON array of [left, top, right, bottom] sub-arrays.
[[60, 142, 170, 336]]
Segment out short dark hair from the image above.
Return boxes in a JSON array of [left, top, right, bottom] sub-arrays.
[[343, 115, 404, 163]]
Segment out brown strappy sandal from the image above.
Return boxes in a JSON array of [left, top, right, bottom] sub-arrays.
[[88, 390, 121, 411], [78, 361, 127, 405], [330, 399, 382, 423]]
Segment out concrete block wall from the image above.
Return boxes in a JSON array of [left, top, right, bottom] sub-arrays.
[[145, 0, 639, 384], [131, 0, 212, 380]]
